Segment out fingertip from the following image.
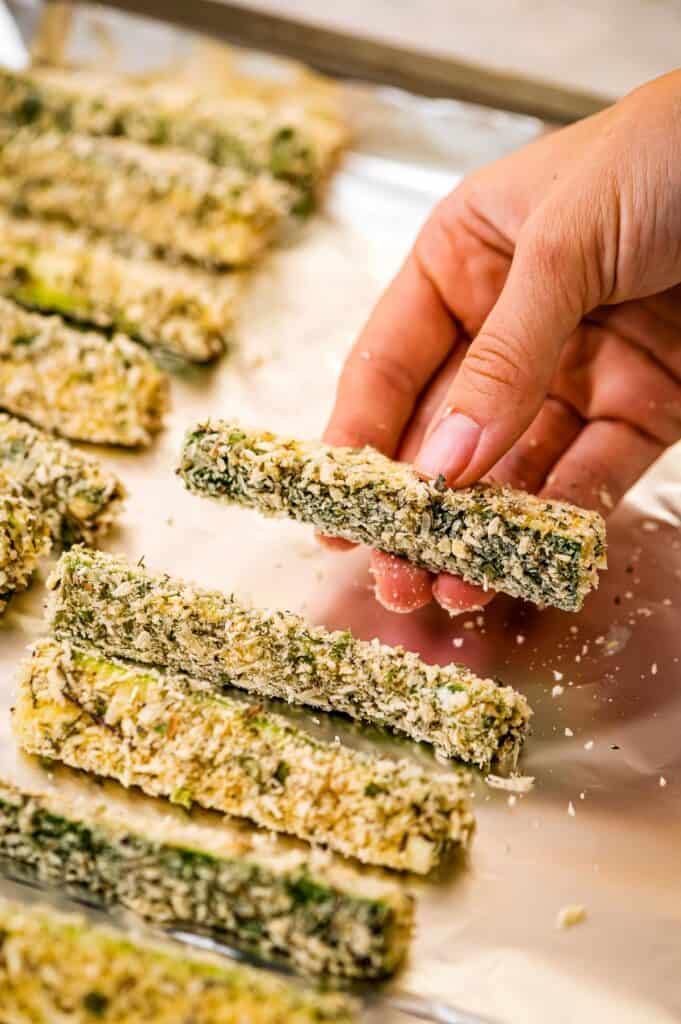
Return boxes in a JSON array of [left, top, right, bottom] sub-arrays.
[[315, 531, 356, 552], [370, 551, 433, 614], [413, 412, 482, 486], [432, 574, 496, 615]]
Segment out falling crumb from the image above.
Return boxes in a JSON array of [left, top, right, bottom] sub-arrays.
[[475, 614, 484, 627], [651, 663, 658, 675], [584, 740, 594, 751], [507, 794, 517, 807], [663, 598, 672, 607], [568, 801, 576, 817], [516, 634, 525, 646], [552, 670, 564, 682], [463, 620, 475, 631], [579, 792, 585, 800], [556, 905, 587, 929], [552, 684, 565, 698], [564, 727, 574, 737], [569, 626, 578, 635], [452, 637, 464, 648], [659, 776, 667, 788], [486, 774, 535, 794], [642, 520, 659, 532]]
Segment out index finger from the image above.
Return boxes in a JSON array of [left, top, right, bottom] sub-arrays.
[[323, 247, 457, 456]]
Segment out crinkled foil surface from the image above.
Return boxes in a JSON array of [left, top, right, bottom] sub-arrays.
[[0, 6, 679, 1023]]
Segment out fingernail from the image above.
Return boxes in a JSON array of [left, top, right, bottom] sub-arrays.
[[414, 413, 481, 484], [433, 575, 496, 615]]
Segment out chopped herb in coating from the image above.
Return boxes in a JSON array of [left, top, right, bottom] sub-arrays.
[[179, 420, 607, 611], [0, 213, 240, 362], [48, 548, 531, 769], [0, 477, 49, 613], [0, 125, 291, 267], [0, 898, 358, 1022], [0, 413, 124, 545], [14, 639, 473, 874], [0, 778, 413, 979], [0, 298, 168, 446]]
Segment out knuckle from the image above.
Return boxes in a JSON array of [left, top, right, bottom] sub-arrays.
[[357, 349, 419, 406], [463, 330, 538, 397], [520, 203, 603, 311], [415, 180, 476, 266], [520, 220, 571, 280]]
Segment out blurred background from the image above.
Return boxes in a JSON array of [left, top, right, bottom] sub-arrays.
[[233, 0, 679, 99], [5, 0, 681, 115]]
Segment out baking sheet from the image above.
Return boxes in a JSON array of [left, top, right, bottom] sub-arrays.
[[1, 5, 680, 1022]]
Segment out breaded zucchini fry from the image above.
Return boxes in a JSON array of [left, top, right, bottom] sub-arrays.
[[0, 898, 358, 1023], [0, 298, 168, 446], [0, 126, 290, 267], [0, 65, 339, 215], [14, 640, 473, 874], [0, 213, 240, 362], [179, 421, 607, 611], [0, 478, 49, 613], [49, 548, 532, 769], [0, 778, 413, 979], [0, 413, 124, 545]]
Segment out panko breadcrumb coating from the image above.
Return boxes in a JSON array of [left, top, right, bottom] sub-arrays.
[[14, 639, 474, 874], [0, 897, 358, 1023], [0, 212, 240, 362], [179, 421, 607, 611], [0, 65, 344, 215], [0, 778, 413, 979], [0, 125, 291, 267], [48, 547, 532, 769], [0, 475, 49, 613], [0, 298, 168, 446], [0, 413, 124, 545]]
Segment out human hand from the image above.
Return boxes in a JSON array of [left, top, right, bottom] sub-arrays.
[[323, 71, 681, 614]]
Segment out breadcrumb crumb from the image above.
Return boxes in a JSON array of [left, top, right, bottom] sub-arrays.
[[556, 905, 587, 929]]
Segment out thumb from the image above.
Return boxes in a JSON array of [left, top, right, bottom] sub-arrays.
[[414, 219, 589, 488]]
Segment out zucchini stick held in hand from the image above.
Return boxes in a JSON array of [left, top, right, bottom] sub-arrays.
[[179, 421, 607, 611]]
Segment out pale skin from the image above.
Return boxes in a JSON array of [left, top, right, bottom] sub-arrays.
[[322, 70, 681, 614]]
